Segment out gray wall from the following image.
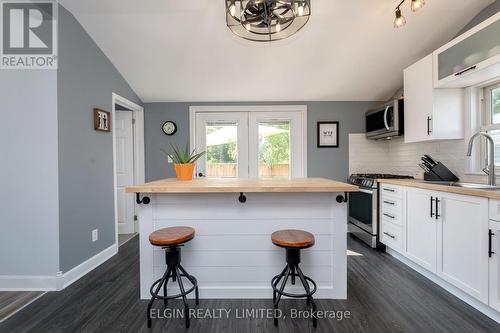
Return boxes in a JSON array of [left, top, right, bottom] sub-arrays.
[[0, 71, 60, 276], [57, 5, 142, 272], [457, 0, 500, 36], [144, 102, 377, 182]]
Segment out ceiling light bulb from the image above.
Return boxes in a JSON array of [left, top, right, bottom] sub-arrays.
[[394, 8, 406, 28], [276, 22, 281, 33], [297, 5, 304, 16], [411, 0, 425, 12], [229, 3, 236, 17], [245, 23, 251, 31]]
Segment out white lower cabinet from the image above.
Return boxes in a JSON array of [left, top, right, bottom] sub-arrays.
[[382, 185, 491, 304], [490, 220, 500, 312], [405, 187, 437, 272], [437, 193, 489, 304]]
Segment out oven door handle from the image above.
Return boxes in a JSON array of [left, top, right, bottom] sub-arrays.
[[384, 106, 390, 130], [358, 188, 374, 194]]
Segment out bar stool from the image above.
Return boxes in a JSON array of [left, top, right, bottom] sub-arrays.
[[271, 229, 317, 328], [147, 226, 199, 328]]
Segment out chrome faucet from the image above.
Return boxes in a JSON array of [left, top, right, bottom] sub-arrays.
[[466, 132, 496, 186]]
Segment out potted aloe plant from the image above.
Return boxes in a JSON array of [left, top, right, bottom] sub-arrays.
[[161, 143, 206, 181]]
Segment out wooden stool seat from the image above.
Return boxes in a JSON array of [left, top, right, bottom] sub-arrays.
[[149, 226, 195, 246], [271, 229, 315, 249]]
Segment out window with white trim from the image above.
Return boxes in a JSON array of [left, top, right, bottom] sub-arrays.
[[191, 107, 307, 179], [481, 81, 500, 166]]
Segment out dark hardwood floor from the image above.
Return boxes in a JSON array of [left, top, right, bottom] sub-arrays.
[[0, 291, 44, 323], [2, 235, 499, 333]]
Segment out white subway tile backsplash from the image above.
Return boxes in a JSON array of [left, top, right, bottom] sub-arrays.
[[348, 133, 487, 183]]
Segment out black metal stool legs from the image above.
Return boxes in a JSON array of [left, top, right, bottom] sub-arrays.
[[179, 264, 199, 306], [174, 267, 190, 328], [296, 265, 317, 327], [147, 246, 199, 329], [271, 248, 318, 328], [147, 267, 171, 328]]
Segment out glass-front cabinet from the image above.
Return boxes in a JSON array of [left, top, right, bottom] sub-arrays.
[[433, 12, 500, 88]]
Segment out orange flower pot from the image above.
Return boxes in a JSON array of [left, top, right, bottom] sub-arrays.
[[174, 163, 195, 181]]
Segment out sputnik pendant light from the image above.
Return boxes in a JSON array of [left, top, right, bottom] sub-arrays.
[[394, 0, 427, 28]]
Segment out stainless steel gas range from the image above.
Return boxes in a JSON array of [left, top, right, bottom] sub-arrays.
[[347, 174, 413, 248]]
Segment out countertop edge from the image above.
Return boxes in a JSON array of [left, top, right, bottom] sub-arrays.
[[378, 179, 500, 200], [126, 178, 359, 194], [126, 187, 359, 194]]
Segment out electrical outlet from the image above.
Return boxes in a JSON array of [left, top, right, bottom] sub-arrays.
[[92, 229, 98, 242], [167, 156, 173, 163]]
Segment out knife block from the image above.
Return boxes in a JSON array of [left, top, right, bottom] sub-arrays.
[[423, 162, 459, 182]]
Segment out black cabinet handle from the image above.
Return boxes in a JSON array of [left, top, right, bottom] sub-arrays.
[[489, 229, 496, 258], [383, 213, 395, 219], [383, 200, 395, 205], [430, 196, 435, 218], [454, 65, 477, 76], [198, 172, 205, 177], [383, 232, 396, 239], [383, 188, 395, 193], [427, 116, 432, 135], [435, 198, 441, 219]]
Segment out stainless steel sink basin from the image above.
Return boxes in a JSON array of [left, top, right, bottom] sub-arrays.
[[425, 181, 500, 190]]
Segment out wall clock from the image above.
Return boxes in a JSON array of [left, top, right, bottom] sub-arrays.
[[162, 121, 177, 136]]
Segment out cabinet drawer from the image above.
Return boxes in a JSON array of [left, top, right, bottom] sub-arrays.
[[380, 184, 403, 199], [490, 200, 500, 222], [380, 221, 403, 252], [381, 196, 403, 214], [381, 210, 402, 226]]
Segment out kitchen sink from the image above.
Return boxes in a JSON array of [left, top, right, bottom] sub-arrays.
[[425, 181, 500, 190]]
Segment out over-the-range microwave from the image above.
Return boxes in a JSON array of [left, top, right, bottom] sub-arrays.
[[366, 98, 404, 140]]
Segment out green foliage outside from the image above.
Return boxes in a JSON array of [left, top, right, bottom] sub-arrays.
[[207, 142, 237, 163], [206, 124, 290, 168], [206, 125, 237, 163], [259, 124, 290, 168]]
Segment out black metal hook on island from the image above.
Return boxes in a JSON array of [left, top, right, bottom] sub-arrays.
[[238, 192, 247, 204], [136, 193, 151, 205], [336, 192, 348, 203]]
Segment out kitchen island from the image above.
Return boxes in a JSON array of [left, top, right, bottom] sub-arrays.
[[126, 178, 358, 300]]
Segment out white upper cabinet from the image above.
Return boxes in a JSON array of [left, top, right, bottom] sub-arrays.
[[434, 12, 500, 88], [404, 54, 464, 143]]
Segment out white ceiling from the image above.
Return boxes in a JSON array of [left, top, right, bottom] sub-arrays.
[[59, 0, 494, 102]]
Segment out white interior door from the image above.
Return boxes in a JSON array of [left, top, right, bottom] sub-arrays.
[[195, 112, 249, 178], [249, 111, 305, 178], [115, 111, 135, 234]]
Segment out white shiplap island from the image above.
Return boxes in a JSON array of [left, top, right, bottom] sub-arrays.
[[126, 178, 358, 300]]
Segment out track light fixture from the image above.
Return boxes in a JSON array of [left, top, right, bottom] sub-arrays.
[[394, 0, 426, 28], [411, 0, 426, 12]]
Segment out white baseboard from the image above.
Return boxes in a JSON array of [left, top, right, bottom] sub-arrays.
[[386, 248, 500, 324], [0, 275, 58, 291], [56, 243, 118, 290], [0, 243, 118, 291]]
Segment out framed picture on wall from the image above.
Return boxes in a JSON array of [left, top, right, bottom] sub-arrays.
[[317, 121, 339, 148], [94, 108, 111, 132]]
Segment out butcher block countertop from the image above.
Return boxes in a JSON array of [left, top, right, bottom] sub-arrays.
[[378, 179, 500, 200], [126, 177, 359, 194]]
